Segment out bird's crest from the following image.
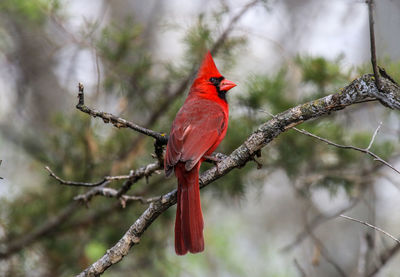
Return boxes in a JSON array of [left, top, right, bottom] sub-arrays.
[[196, 51, 222, 80]]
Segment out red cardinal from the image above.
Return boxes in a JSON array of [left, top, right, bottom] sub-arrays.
[[165, 51, 236, 255]]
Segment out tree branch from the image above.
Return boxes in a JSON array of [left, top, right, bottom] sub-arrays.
[[367, 0, 381, 90], [76, 83, 168, 144], [0, 159, 162, 259], [72, 160, 162, 204], [339, 215, 400, 245], [45, 166, 133, 187], [292, 122, 400, 175], [74, 187, 160, 208], [76, 74, 400, 276]]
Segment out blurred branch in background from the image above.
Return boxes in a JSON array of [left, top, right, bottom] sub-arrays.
[[292, 123, 400, 175], [339, 214, 400, 245], [308, 230, 347, 277]]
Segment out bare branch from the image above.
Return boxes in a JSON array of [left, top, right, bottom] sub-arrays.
[[367, 0, 381, 90], [74, 187, 160, 208], [339, 214, 400, 245], [0, 159, 162, 259], [46, 160, 162, 190], [292, 125, 400, 175], [72, 161, 162, 204], [45, 166, 131, 187], [116, 161, 161, 197], [76, 74, 400, 276], [76, 83, 168, 144], [366, 121, 382, 151]]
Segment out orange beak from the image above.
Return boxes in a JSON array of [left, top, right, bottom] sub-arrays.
[[219, 79, 236, 91]]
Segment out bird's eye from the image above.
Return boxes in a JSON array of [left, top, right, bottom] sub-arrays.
[[209, 77, 217, 84]]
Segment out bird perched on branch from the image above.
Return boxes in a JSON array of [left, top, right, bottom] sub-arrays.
[[165, 51, 236, 255]]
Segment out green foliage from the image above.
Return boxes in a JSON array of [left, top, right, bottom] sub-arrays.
[[295, 54, 350, 97], [84, 241, 107, 263], [183, 14, 213, 64], [182, 12, 246, 71], [314, 175, 354, 197], [238, 69, 291, 114], [98, 19, 155, 107], [0, 0, 60, 25]]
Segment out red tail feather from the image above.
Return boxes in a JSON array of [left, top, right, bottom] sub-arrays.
[[174, 162, 204, 255]]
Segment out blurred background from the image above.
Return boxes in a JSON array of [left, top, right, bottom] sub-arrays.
[[0, 0, 400, 276]]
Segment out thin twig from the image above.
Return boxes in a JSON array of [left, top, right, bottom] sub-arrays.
[[76, 83, 168, 144], [292, 126, 400, 175], [67, 161, 161, 205], [45, 166, 132, 187], [340, 214, 400, 245], [73, 187, 160, 208], [116, 161, 161, 197], [2, 161, 162, 258], [367, 0, 381, 89], [366, 122, 382, 150]]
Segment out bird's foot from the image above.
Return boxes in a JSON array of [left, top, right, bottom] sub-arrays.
[[204, 153, 228, 174]]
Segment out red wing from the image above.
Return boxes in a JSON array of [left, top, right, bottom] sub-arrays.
[[165, 100, 226, 175]]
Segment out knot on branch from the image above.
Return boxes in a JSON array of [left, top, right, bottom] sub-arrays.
[[347, 74, 400, 110], [371, 71, 400, 110]]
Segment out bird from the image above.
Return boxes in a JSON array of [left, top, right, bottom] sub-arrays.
[[164, 51, 236, 255]]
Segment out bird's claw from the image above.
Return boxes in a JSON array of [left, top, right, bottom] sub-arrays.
[[204, 153, 227, 174]]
